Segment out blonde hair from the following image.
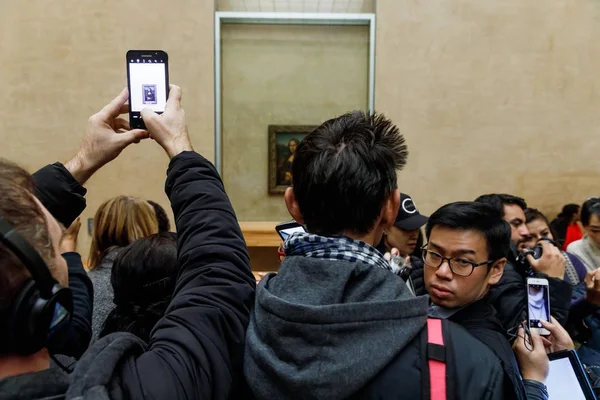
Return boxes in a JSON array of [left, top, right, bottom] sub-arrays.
[[88, 196, 159, 270]]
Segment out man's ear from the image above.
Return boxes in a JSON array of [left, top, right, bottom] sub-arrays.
[[284, 187, 304, 224], [487, 258, 506, 286], [380, 189, 400, 230]]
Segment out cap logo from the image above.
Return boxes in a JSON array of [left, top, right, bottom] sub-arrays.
[[402, 198, 418, 214]]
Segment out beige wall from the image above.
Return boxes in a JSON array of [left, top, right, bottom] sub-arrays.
[[0, 0, 214, 254], [221, 24, 369, 221], [3, 0, 600, 264], [376, 0, 600, 218]]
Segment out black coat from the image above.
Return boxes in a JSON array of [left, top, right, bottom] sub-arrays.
[[449, 298, 527, 400], [66, 151, 256, 399], [33, 163, 93, 359], [352, 318, 505, 400]]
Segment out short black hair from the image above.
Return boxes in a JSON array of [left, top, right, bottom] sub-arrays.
[[557, 204, 580, 220], [292, 111, 408, 235], [581, 198, 600, 227], [148, 200, 171, 233], [425, 201, 511, 261], [524, 208, 550, 226], [474, 194, 527, 217], [100, 232, 179, 342]]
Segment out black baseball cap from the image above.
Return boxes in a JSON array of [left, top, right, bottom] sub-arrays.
[[394, 193, 428, 231]]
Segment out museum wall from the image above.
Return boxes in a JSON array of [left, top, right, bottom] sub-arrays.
[[220, 24, 369, 221], [375, 0, 600, 218], [3, 0, 600, 270], [0, 0, 215, 255]]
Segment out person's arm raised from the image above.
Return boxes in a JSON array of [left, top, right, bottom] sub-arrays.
[[123, 85, 256, 400], [141, 85, 192, 159], [33, 88, 149, 227], [64, 88, 149, 185]]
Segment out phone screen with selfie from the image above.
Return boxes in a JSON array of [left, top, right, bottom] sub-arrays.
[[126, 50, 169, 129], [527, 277, 551, 335]]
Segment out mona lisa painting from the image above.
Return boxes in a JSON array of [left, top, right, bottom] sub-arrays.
[[268, 125, 317, 194]]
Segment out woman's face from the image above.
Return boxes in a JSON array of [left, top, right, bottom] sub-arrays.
[[584, 213, 600, 248], [521, 218, 553, 250], [385, 226, 420, 256], [288, 140, 298, 154]]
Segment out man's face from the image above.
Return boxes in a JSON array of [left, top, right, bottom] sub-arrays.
[[34, 197, 68, 287], [503, 204, 529, 246], [424, 226, 505, 309], [585, 213, 600, 248]]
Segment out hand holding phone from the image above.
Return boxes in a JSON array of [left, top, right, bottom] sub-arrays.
[[527, 277, 551, 336], [126, 50, 169, 129]]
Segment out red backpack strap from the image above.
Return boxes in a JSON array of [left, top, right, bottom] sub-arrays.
[[426, 318, 446, 400]]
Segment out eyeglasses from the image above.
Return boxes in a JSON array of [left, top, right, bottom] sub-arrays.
[[421, 247, 497, 277]]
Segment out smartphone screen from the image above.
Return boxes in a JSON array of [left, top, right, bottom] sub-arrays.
[[126, 50, 169, 129], [276, 221, 306, 241], [527, 279, 550, 334]]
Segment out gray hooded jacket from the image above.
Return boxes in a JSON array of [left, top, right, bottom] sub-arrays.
[[243, 256, 430, 400]]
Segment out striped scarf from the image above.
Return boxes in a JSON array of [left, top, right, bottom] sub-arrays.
[[284, 232, 392, 272]]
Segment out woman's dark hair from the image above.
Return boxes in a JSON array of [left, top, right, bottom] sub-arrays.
[[581, 198, 600, 227], [524, 208, 550, 226], [292, 111, 408, 235], [100, 232, 179, 342], [426, 201, 511, 261], [148, 200, 171, 233], [557, 204, 580, 220]]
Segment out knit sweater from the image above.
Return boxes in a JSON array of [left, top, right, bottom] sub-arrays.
[[87, 248, 123, 341], [567, 236, 600, 273]]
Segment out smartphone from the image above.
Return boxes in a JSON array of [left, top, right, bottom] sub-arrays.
[[275, 221, 306, 241], [126, 50, 169, 129], [527, 277, 551, 335]]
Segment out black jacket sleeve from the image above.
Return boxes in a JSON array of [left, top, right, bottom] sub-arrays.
[[488, 263, 572, 334], [49, 252, 93, 358], [32, 163, 92, 358], [32, 162, 87, 227], [121, 152, 256, 400]]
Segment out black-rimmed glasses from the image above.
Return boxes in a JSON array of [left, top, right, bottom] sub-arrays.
[[421, 247, 497, 277]]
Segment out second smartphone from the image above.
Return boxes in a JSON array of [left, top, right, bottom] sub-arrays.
[[527, 277, 551, 335], [126, 50, 169, 129], [275, 221, 306, 241]]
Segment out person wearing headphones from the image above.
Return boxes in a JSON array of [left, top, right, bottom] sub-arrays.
[[0, 86, 255, 399]]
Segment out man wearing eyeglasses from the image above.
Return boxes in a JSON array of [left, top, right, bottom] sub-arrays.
[[421, 201, 551, 400]]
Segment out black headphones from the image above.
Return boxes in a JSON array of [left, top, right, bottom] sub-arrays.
[[0, 217, 73, 355]]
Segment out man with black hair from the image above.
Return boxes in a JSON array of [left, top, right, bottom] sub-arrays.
[[244, 111, 505, 399], [474, 194, 572, 334], [422, 201, 551, 400]]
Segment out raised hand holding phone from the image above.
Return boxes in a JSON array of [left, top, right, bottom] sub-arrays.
[[141, 85, 193, 158]]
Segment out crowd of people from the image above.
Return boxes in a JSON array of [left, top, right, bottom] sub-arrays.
[[1, 85, 600, 399]]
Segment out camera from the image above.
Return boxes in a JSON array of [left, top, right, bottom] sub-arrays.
[[514, 237, 555, 271]]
